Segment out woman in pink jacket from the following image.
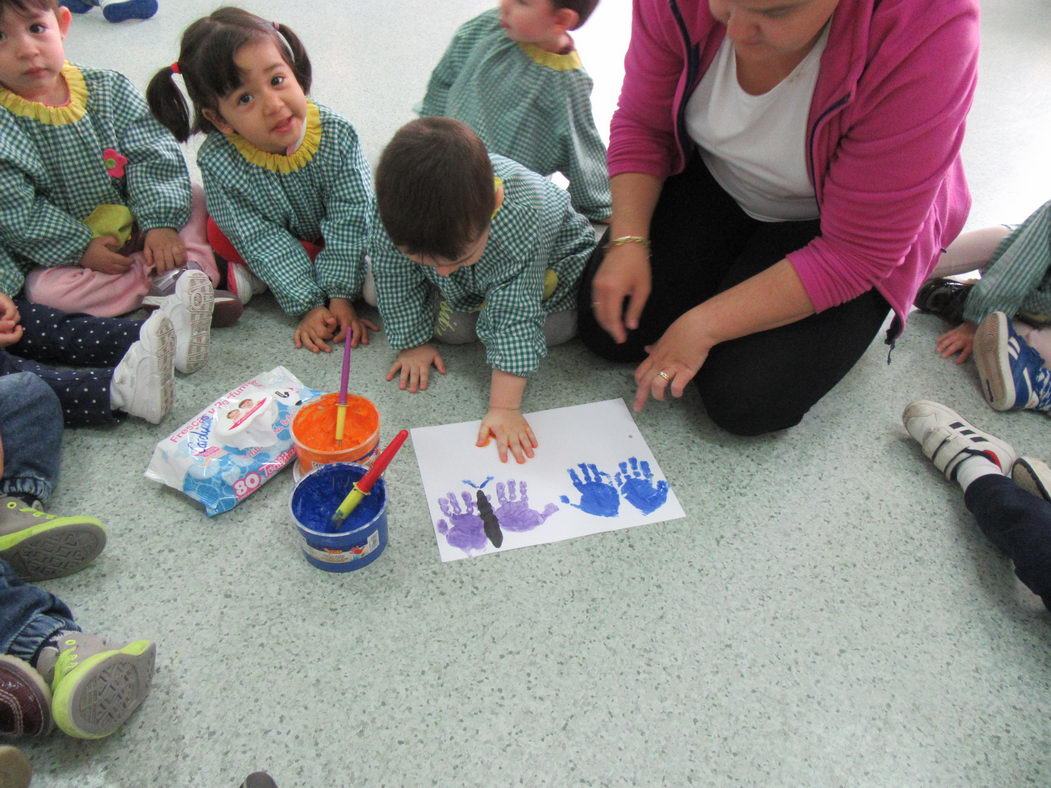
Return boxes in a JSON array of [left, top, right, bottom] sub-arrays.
[[579, 0, 979, 434]]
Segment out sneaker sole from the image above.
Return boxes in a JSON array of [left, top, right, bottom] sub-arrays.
[[1012, 457, 1051, 503], [0, 518, 106, 582], [0, 655, 53, 737], [143, 292, 242, 329], [142, 316, 176, 424], [974, 312, 1014, 410], [174, 271, 214, 374], [102, 0, 157, 22], [51, 640, 156, 739]]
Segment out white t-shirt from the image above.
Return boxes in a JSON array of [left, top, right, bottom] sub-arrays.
[[685, 25, 829, 222]]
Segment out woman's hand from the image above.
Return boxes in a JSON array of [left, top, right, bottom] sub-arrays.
[[633, 308, 715, 411], [386, 344, 446, 392], [328, 297, 380, 348], [143, 227, 186, 274], [477, 407, 537, 464], [293, 306, 338, 352], [591, 242, 652, 344], [935, 321, 978, 364]]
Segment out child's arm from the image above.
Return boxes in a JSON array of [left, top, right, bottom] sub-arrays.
[[935, 321, 978, 364], [558, 72, 612, 222], [477, 370, 537, 464], [418, 12, 490, 116], [113, 73, 192, 250]]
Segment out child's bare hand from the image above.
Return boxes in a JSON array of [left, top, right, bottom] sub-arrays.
[[329, 297, 380, 348], [936, 321, 978, 364], [477, 407, 538, 464], [294, 306, 338, 353], [79, 235, 133, 275], [143, 227, 186, 274], [0, 294, 22, 348], [386, 344, 446, 392]]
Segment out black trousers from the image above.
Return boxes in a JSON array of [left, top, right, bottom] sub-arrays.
[[577, 154, 891, 435], [965, 474, 1051, 611]]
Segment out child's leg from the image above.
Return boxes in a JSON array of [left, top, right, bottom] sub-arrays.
[[10, 300, 142, 368], [0, 560, 79, 665], [543, 309, 577, 346], [0, 353, 118, 427], [0, 372, 61, 504], [964, 473, 1051, 611], [21, 258, 151, 318], [178, 184, 221, 288], [1013, 321, 1051, 368], [929, 225, 1013, 279]]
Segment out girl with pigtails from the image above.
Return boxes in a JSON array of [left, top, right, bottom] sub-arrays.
[[147, 7, 378, 352]]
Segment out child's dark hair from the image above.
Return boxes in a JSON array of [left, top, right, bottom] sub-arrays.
[[146, 7, 312, 142], [0, 0, 57, 16], [556, 0, 599, 28], [376, 118, 495, 262]]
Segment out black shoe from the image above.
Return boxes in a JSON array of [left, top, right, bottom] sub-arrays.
[[915, 277, 973, 323]]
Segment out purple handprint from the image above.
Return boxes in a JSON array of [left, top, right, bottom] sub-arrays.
[[492, 480, 558, 533], [559, 463, 619, 517], [615, 457, 669, 515], [436, 491, 488, 553]]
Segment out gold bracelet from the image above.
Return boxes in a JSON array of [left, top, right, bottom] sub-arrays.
[[603, 235, 650, 251]]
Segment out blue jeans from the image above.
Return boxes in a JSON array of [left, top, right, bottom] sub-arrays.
[[966, 474, 1051, 611], [0, 372, 78, 660]]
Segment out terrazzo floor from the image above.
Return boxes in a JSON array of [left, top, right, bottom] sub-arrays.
[[14, 0, 1051, 785]]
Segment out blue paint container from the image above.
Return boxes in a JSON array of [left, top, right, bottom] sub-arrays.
[[290, 462, 388, 572]]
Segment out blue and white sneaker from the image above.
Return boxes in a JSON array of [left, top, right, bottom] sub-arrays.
[[974, 311, 1051, 412]]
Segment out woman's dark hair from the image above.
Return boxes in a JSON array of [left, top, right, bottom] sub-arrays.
[[146, 7, 312, 142], [376, 118, 495, 262]]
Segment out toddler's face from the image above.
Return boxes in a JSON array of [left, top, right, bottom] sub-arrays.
[[0, 5, 71, 104], [498, 0, 568, 48], [400, 224, 491, 277], [203, 38, 308, 155]]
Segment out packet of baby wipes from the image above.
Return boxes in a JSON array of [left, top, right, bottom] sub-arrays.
[[145, 366, 322, 516]]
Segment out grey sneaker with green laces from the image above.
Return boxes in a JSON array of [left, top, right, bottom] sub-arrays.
[[0, 497, 106, 582], [35, 632, 156, 739]]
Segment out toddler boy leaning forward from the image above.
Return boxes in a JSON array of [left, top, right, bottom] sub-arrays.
[[371, 118, 596, 463]]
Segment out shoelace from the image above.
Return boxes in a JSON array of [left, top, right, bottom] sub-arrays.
[[5, 500, 55, 520]]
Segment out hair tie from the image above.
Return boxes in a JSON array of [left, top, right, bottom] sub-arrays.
[[170, 61, 181, 74], [272, 21, 280, 30]]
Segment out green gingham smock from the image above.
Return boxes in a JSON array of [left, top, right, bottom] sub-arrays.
[[197, 101, 373, 316], [419, 8, 611, 222], [0, 62, 191, 297], [962, 200, 1051, 326], [371, 153, 596, 378]]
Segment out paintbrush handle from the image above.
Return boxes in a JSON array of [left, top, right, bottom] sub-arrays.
[[334, 404, 347, 443], [357, 430, 409, 494], [331, 483, 366, 525]]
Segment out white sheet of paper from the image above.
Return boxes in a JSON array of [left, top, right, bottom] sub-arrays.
[[410, 399, 686, 561]]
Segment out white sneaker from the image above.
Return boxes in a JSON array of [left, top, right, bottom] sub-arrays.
[[1012, 457, 1051, 502], [227, 261, 267, 306], [158, 269, 213, 374], [110, 313, 174, 424], [902, 400, 1017, 482]]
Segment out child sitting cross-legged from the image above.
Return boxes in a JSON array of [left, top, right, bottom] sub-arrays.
[[419, 0, 610, 222], [0, 0, 227, 321], [372, 118, 597, 463], [147, 7, 377, 353]]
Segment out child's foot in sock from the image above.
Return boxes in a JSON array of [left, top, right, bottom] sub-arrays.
[[158, 269, 213, 374], [902, 400, 1017, 488], [1012, 457, 1051, 502], [34, 632, 155, 739], [100, 0, 157, 23], [110, 312, 174, 424], [974, 311, 1051, 412], [0, 656, 52, 738], [0, 496, 106, 582]]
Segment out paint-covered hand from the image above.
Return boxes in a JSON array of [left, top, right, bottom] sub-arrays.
[[387, 344, 446, 393], [559, 463, 620, 517], [493, 479, 558, 532], [436, 490, 487, 553], [143, 227, 186, 274], [615, 457, 668, 515], [477, 408, 537, 464], [329, 297, 380, 348]]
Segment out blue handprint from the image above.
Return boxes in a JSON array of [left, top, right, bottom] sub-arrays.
[[493, 480, 558, 532], [615, 457, 669, 515], [436, 491, 488, 554], [559, 463, 619, 517]]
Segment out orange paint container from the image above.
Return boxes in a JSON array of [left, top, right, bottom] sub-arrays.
[[290, 392, 380, 475]]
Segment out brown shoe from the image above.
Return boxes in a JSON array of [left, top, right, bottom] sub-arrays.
[[0, 655, 52, 737]]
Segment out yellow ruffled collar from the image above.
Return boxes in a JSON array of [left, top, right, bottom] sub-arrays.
[[0, 62, 87, 126], [519, 42, 581, 71], [228, 100, 322, 174]]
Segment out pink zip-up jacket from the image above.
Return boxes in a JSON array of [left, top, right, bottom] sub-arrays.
[[608, 0, 980, 336]]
